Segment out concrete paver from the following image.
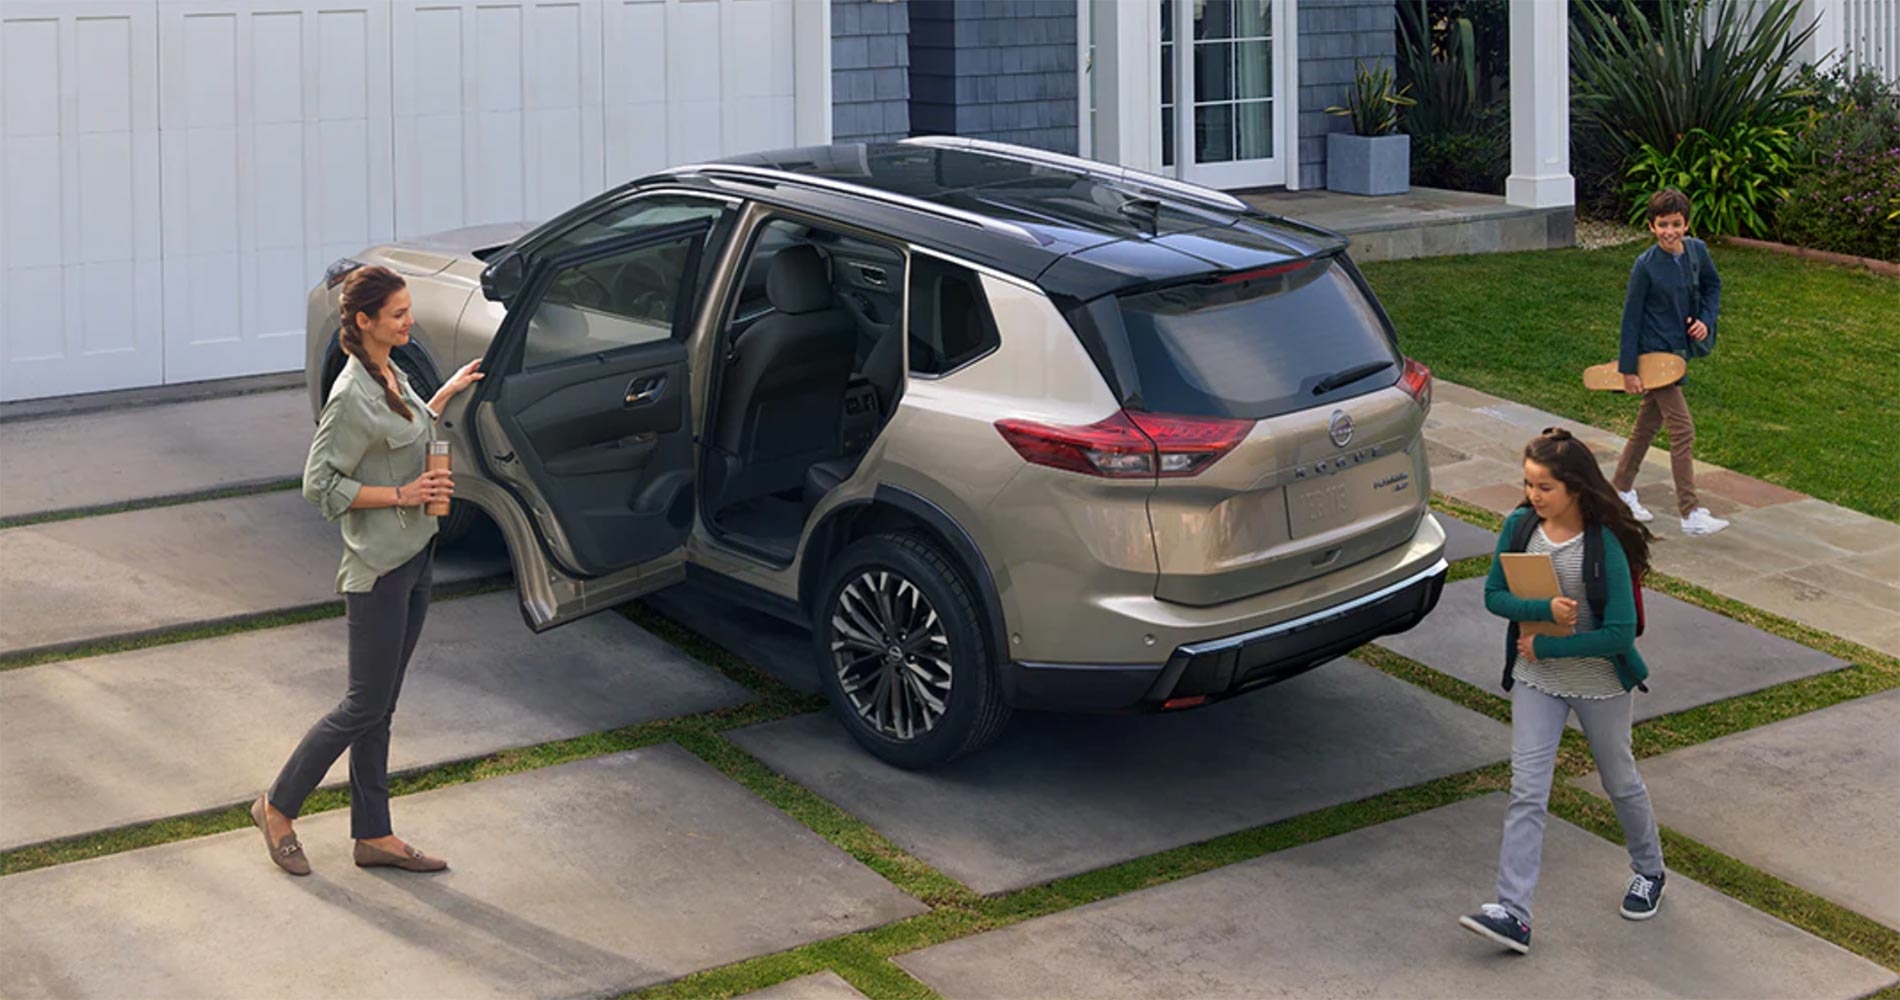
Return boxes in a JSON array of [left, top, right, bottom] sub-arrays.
[[1377, 579, 1847, 722], [1576, 690, 1900, 930], [0, 591, 752, 850], [1422, 380, 1900, 657], [740, 971, 871, 1000], [730, 659, 1508, 894], [0, 746, 927, 1000], [0, 490, 510, 658], [895, 794, 1898, 999], [0, 389, 309, 520], [1436, 511, 1496, 563]]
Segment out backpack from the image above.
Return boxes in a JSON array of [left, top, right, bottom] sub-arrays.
[[1510, 510, 1645, 637]]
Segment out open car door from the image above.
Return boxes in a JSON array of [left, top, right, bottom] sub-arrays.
[[471, 219, 716, 630]]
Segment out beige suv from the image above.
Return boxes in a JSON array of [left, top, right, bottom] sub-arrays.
[[306, 138, 1449, 768]]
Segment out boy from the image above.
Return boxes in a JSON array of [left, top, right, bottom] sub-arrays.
[[1610, 189, 1728, 536]]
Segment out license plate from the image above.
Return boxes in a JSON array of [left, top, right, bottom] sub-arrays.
[[1286, 452, 1415, 539]]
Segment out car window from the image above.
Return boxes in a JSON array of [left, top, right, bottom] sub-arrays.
[[538, 194, 726, 256], [907, 257, 999, 376], [522, 231, 700, 371]]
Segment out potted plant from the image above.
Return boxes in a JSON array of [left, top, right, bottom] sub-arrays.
[[1325, 61, 1417, 196]]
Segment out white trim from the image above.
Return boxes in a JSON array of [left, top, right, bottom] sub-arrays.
[[1505, 0, 1574, 209], [1282, 0, 1300, 191], [1077, 0, 1093, 158], [793, 0, 832, 146]]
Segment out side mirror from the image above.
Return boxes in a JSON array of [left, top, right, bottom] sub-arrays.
[[481, 253, 526, 304]]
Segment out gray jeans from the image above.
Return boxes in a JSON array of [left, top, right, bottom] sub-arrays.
[[269, 542, 433, 839], [1497, 683, 1663, 924]]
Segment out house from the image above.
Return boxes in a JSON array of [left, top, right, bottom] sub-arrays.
[[0, 0, 1880, 401]]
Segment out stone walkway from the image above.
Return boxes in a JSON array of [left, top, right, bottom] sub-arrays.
[[1426, 380, 1900, 657]]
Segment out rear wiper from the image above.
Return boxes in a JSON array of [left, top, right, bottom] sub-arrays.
[[1312, 360, 1394, 396]]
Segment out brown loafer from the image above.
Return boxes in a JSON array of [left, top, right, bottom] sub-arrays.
[[250, 795, 310, 876], [354, 840, 448, 872]]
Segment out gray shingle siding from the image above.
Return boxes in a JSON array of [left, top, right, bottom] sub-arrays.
[[909, 0, 1078, 154], [1298, 0, 1397, 189], [834, 0, 912, 145]]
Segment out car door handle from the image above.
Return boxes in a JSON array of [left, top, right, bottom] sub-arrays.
[[624, 375, 666, 407]]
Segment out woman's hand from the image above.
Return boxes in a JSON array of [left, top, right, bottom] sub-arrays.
[[1516, 633, 1539, 662], [1549, 597, 1578, 628], [398, 469, 454, 508], [429, 359, 485, 415]]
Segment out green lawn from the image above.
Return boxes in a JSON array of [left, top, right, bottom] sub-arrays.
[[1360, 244, 1900, 522]]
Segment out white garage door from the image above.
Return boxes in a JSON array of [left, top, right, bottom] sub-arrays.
[[0, 0, 821, 403]]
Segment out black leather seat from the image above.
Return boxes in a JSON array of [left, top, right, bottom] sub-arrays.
[[802, 324, 905, 508], [712, 245, 857, 505]]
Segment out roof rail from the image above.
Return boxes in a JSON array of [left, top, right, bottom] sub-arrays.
[[899, 136, 1251, 214], [664, 161, 1047, 246]]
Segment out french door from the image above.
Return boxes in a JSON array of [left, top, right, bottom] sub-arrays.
[[1160, 0, 1288, 189]]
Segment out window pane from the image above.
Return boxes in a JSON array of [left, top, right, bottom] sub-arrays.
[[524, 235, 697, 369], [1237, 0, 1271, 38], [1235, 99, 1273, 159], [1194, 0, 1234, 39], [909, 257, 1000, 376], [1162, 43, 1174, 105], [1195, 102, 1234, 164], [1160, 0, 1172, 43], [1236, 38, 1272, 99], [1162, 106, 1175, 167], [1194, 40, 1233, 102], [540, 195, 724, 256]]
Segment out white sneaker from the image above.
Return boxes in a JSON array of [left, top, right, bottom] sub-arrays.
[[1618, 489, 1654, 523], [1680, 508, 1730, 536]]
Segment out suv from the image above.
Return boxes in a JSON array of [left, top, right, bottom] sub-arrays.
[[305, 138, 1449, 768]]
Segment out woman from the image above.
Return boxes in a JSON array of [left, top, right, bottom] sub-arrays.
[[251, 265, 482, 876], [1459, 427, 1665, 954]]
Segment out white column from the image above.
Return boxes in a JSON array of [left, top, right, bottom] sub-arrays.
[[1795, 0, 1845, 71], [793, 0, 833, 146], [1506, 0, 1573, 209], [1091, 0, 1161, 173]]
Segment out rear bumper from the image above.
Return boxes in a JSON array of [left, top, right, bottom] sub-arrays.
[[1002, 557, 1448, 712]]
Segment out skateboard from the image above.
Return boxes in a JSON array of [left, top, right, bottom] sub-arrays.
[[1583, 352, 1686, 392]]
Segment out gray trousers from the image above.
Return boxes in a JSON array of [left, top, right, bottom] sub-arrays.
[[1497, 683, 1664, 924], [270, 543, 433, 839]]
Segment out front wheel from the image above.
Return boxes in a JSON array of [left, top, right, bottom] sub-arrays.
[[813, 533, 1011, 769]]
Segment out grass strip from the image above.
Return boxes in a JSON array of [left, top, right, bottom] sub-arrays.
[[0, 578, 513, 673], [624, 763, 1513, 1000], [0, 478, 303, 531]]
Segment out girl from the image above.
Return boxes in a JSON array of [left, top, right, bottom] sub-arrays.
[[251, 265, 482, 876], [1459, 427, 1664, 953]]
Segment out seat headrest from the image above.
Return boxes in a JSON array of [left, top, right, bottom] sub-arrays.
[[766, 245, 833, 315]]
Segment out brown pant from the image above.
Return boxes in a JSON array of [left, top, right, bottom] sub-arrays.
[[1612, 383, 1697, 516]]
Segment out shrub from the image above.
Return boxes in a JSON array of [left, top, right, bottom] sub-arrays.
[[1774, 146, 1900, 262], [1623, 122, 1798, 237], [1411, 107, 1509, 194]]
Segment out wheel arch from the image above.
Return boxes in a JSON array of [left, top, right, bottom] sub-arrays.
[[799, 485, 1011, 666]]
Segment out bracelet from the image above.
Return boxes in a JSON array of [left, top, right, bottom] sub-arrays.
[[395, 483, 406, 507]]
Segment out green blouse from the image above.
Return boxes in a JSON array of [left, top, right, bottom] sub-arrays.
[[302, 355, 440, 593]]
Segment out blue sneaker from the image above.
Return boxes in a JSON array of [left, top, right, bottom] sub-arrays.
[[1621, 871, 1665, 920], [1459, 903, 1531, 954]]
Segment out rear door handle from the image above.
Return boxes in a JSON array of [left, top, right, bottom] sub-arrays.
[[624, 374, 666, 407]]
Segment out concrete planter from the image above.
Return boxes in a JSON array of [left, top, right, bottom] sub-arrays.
[[1327, 132, 1411, 196]]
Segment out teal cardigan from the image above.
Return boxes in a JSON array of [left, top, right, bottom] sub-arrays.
[[1483, 507, 1649, 692]]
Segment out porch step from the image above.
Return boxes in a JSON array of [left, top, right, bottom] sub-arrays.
[[1243, 186, 1574, 262]]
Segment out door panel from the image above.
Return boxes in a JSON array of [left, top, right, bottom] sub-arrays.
[[477, 219, 713, 584]]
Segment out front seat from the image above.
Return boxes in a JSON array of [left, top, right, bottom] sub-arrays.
[[713, 245, 857, 506]]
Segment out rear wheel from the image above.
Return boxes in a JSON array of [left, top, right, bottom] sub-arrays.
[[813, 533, 1010, 769]]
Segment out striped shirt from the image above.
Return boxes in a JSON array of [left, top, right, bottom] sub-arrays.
[[1516, 526, 1626, 699]]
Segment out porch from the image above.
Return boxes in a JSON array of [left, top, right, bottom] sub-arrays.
[[1241, 186, 1576, 262]]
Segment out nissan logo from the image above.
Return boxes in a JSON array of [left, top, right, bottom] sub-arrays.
[[1329, 410, 1355, 448]]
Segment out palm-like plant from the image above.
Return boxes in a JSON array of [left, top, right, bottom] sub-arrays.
[[1325, 61, 1418, 137], [1571, 0, 1818, 163], [1397, 0, 1482, 137]]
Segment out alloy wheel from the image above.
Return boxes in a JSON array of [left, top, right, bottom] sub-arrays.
[[829, 570, 953, 741]]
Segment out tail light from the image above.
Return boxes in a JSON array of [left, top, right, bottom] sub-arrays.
[[1399, 356, 1432, 411], [995, 410, 1253, 479]]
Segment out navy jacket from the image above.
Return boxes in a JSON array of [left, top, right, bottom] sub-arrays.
[[1618, 238, 1721, 375]]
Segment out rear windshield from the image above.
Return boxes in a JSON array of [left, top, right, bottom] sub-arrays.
[[1072, 255, 1402, 420]]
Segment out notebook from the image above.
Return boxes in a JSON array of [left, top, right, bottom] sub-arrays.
[[1499, 552, 1575, 638]]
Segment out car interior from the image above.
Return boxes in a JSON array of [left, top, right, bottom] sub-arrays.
[[702, 218, 908, 563]]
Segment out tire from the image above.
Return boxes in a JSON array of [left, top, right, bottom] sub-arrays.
[[812, 533, 1011, 769], [390, 350, 480, 546]]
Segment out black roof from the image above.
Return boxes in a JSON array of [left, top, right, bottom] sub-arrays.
[[633, 140, 1346, 302]]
